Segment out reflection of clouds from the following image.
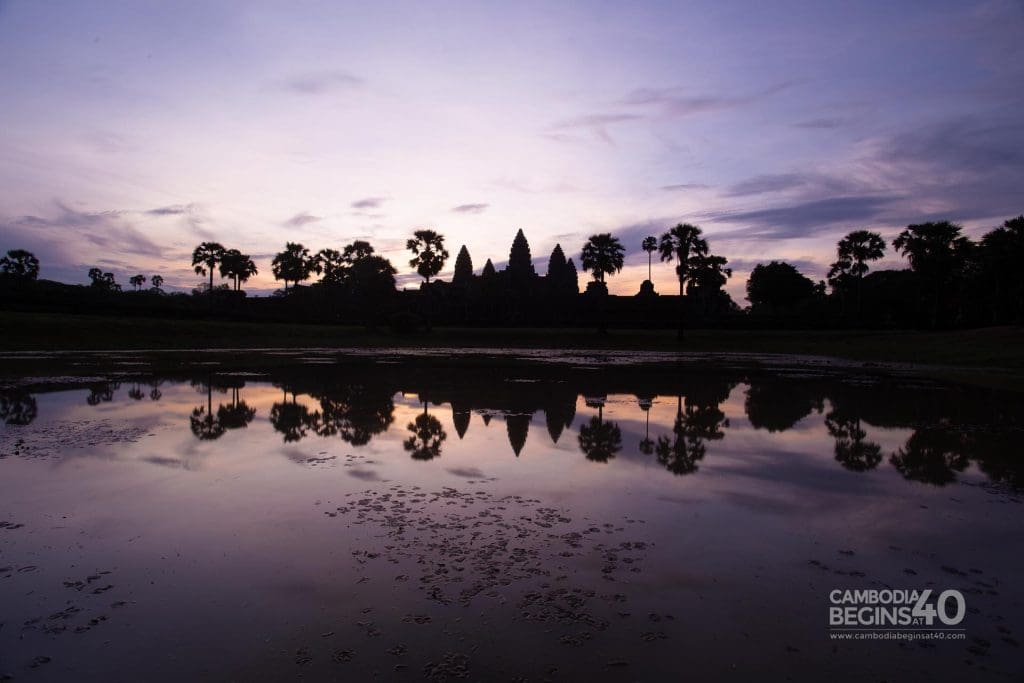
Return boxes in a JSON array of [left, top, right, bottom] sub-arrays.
[[347, 468, 382, 481], [446, 467, 486, 479]]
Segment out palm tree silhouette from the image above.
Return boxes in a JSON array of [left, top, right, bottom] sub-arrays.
[[220, 249, 258, 291], [150, 274, 164, 293], [892, 221, 972, 327], [581, 233, 625, 333], [641, 236, 657, 284], [192, 242, 226, 307], [580, 233, 625, 289], [272, 243, 315, 293], [406, 229, 449, 285], [828, 230, 886, 322], [658, 224, 709, 340], [407, 229, 448, 329], [129, 274, 147, 292]]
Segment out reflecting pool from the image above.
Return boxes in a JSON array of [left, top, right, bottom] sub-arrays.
[[1, 353, 1022, 681]]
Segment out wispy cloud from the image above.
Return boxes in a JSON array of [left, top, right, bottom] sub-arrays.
[[351, 197, 387, 210], [544, 113, 643, 144], [662, 183, 710, 191], [622, 81, 796, 118], [146, 205, 189, 216], [793, 118, 846, 129], [725, 173, 807, 197], [707, 195, 903, 239], [284, 212, 322, 227], [451, 203, 488, 214], [276, 70, 363, 95]]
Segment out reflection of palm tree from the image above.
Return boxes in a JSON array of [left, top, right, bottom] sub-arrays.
[[217, 387, 256, 430], [825, 410, 882, 472], [404, 403, 447, 460], [637, 394, 655, 455], [577, 400, 622, 463], [86, 382, 119, 406], [653, 395, 727, 476], [0, 390, 37, 426], [128, 384, 145, 401], [313, 383, 395, 445], [890, 424, 970, 486], [270, 390, 315, 443], [190, 382, 226, 441], [745, 381, 822, 433]]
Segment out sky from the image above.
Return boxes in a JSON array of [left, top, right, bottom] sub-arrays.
[[1, 0, 1022, 301]]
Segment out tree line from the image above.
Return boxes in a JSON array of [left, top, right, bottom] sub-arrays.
[[2, 214, 1021, 330]]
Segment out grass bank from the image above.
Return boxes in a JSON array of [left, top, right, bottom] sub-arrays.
[[2, 311, 1022, 367]]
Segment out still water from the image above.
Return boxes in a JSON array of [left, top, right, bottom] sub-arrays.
[[1, 353, 1022, 681]]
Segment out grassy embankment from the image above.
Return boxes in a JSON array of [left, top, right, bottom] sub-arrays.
[[2, 312, 1022, 368]]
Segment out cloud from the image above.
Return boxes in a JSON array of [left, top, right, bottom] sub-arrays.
[[793, 118, 846, 129], [451, 203, 488, 214], [544, 113, 643, 144], [53, 202, 165, 258], [706, 195, 903, 239], [621, 81, 795, 117], [725, 174, 806, 197], [276, 70, 363, 95], [351, 197, 387, 210], [146, 205, 188, 216], [284, 212, 322, 227], [662, 183, 710, 191]]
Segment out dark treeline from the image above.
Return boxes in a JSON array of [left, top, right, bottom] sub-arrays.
[[3, 363, 1021, 488], [1, 215, 1022, 331]]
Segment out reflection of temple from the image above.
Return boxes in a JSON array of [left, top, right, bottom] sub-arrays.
[[22, 360, 1017, 488]]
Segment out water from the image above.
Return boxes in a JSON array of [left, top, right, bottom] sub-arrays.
[[1, 354, 1022, 681]]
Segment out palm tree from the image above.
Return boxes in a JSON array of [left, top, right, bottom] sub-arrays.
[[658, 223, 709, 340], [150, 274, 164, 293], [406, 229, 449, 285], [580, 233, 625, 333], [892, 221, 972, 327], [580, 233, 625, 287], [271, 242, 315, 293], [641, 236, 657, 283], [341, 240, 375, 264], [828, 230, 885, 322], [129, 274, 147, 291], [314, 248, 346, 286], [220, 249, 258, 291], [192, 242, 226, 305]]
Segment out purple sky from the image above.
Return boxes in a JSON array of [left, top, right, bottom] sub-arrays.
[[1, 0, 1022, 300]]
